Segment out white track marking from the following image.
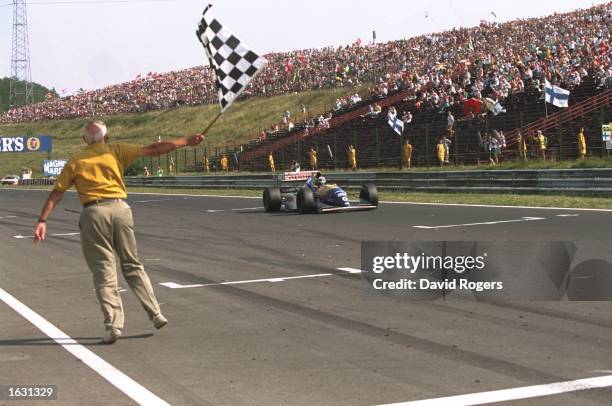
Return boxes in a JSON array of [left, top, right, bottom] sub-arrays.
[[160, 273, 333, 289], [381, 200, 612, 212], [231, 207, 263, 211], [413, 217, 546, 229], [378, 374, 612, 406], [337, 267, 363, 274], [205, 209, 225, 213], [13, 232, 80, 239], [0, 287, 170, 406], [159, 267, 361, 289], [556, 214, 580, 217], [0, 215, 17, 219]]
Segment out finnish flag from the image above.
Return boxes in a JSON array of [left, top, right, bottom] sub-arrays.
[[544, 80, 570, 108], [388, 115, 404, 135]]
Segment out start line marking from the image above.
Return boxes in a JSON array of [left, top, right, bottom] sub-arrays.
[[379, 374, 612, 406], [413, 217, 546, 229], [0, 287, 169, 406], [159, 267, 362, 289]]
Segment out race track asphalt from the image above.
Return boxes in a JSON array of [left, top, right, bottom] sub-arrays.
[[1, 188, 612, 406]]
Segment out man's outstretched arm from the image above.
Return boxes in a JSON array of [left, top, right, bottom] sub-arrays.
[[34, 189, 65, 243], [141, 133, 204, 157]]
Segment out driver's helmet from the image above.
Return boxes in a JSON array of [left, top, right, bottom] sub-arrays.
[[317, 176, 327, 186]]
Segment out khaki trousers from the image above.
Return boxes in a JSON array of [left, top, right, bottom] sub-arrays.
[[79, 200, 160, 329]]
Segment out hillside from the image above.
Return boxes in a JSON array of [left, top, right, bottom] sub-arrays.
[[0, 87, 358, 176], [0, 77, 57, 112]]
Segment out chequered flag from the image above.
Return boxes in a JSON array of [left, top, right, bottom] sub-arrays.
[[196, 4, 268, 112]]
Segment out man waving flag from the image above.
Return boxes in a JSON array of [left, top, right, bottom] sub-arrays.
[[196, 4, 268, 112]]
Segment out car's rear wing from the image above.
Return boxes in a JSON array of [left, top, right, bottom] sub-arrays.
[[282, 171, 319, 182], [276, 170, 319, 186]]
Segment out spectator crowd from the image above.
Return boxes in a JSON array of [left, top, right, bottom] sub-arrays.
[[1, 3, 609, 124]]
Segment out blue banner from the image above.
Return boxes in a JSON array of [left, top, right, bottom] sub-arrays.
[[42, 159, 67, 177], [0, 135, 52, 153]]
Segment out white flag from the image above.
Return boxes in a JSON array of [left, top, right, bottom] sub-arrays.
[[196, 4, 268, 112]]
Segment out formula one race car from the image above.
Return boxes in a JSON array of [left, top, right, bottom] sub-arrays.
[[263, 171, 378, 214]]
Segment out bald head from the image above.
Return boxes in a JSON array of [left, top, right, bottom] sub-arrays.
[[83, 121, 107, 145]]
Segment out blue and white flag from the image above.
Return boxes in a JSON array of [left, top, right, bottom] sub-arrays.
[[544, 80, 570, 108], [388, 115, 404, 135]]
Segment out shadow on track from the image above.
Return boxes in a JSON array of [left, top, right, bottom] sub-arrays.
[[0, 333, 154, 346]]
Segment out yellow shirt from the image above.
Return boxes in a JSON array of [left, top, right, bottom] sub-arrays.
[[437, 143, 446, 161], [536, 134, 546, 150], [403, 144, 413, 159], [578, 133, 586, 153], [54, 142, 142, 205], [308, 150, 317, 163]]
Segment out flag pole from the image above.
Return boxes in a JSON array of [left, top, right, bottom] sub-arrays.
[[202, 112, 223, 134]]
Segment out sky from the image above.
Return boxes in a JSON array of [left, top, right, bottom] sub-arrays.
[[0, 0, 608, 93]]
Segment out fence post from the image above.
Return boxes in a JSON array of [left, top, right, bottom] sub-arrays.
[[399, 133, 404, 169], [353, 131, 358, 170], [558, 113, 563, 162], [425, 124, 430, 168], [601, 106, 606, 158], [454, 126, 459, 166], [375, 128, 380, 168]]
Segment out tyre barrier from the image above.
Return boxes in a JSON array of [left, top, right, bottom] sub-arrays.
[[17, 178, 56, 186]]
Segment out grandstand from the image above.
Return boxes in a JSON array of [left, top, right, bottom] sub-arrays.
[[0, 2, 610, 172]]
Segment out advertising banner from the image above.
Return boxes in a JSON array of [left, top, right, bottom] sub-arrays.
[[0, 136, 52, 153], [42, 160, 67, 177]]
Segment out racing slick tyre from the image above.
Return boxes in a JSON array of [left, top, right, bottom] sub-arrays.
[[360, 183, 378, 206], [263, 187, 282, 212], [297, 187, 316, 214]]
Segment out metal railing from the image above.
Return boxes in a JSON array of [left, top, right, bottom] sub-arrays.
[[125, 168, 612, 197]]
